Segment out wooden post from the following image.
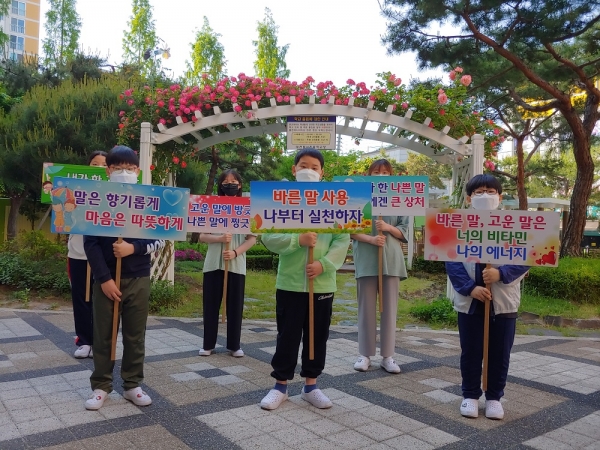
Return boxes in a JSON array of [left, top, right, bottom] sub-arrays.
[[85, 263, 91, 302], [482, 263, 491, 392], [308, 247, 315, 360], [221, 242, 229, 323], [110, 237, 123, 361], [378, 216, 384, 313]]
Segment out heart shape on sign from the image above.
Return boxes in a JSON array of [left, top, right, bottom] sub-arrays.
[[163, 189, 183, 206]]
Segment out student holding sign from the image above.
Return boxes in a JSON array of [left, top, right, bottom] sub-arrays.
[[69, 151, 107, 359], [83, 146, 166, 411], [446, 174, 529, 420], [351, 159, 408, 374], [260, 148, 350, 411], [198, 170, 256, 357]]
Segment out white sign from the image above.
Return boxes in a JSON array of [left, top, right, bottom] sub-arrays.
[[286, 115, 336, 150]]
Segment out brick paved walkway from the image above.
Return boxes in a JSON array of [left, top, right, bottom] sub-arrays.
[[1, 309, 600, 449]]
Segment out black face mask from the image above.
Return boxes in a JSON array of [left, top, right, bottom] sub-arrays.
[[222, 183, 240, 196]]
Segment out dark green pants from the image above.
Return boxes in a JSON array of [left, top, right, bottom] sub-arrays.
[[90, 277, 150, 392]]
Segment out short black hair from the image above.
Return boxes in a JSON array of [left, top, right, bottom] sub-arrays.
[[87, 150, 107, 165], [294, 148, 324, 169], [217, 169, 243, 197], [465, 174, 503, 195], [106, 146, 139, 167]]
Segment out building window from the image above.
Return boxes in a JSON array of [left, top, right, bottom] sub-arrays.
[[12, 1, 25, 16], [9, 35, 23, 51], [11, 18, 24, 34], [9, 52, 22, 62]]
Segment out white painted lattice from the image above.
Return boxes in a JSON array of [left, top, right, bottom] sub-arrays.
[[140, 100, 486, 281]]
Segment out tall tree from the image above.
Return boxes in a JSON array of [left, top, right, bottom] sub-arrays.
[[0, 0, 10, 51], [122, 0, 158, 78], [42, 0, 82, 69], [184, 17, 226, 86], [253, 8, 290, 79], [381, 0, 600, 256]]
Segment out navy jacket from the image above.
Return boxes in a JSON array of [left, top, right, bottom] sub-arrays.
[[445, 262, 530, 297], [84, 236, 165, 284]]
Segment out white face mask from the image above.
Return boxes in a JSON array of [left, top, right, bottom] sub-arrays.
[[471, 193, 500, 210], [110, 169, 138, 184], [295, 168, 321, 182]]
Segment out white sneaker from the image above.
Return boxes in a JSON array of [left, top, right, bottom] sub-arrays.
[[260, 389, 288, 410], [74, 345, 91, 359], [123, 387, 152, 406], [460, 398, 479, 418], [85, 389, 108, 410], [354, 355, 371, 372], [381, 357, 401, 374], [301, 388, 333, 409], [485, 400, 504, 420], [198, 349, 213, 356], [229, 349, 244, 357]]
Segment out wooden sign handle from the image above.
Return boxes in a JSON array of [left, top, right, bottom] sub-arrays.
[[221, 242, 229, 323], [482, 263, 491, 392], [377, 216, 383, 313], [110, 237, 123, 361], [85, 263, 91, 302], [308, 247, 314, 361]]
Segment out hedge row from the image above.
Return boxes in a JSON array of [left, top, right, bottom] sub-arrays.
[[524, 257, 600, 304]]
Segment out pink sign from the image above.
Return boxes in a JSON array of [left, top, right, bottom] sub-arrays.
[[187, 195, 251, 234], [424, 209, 561, 266]]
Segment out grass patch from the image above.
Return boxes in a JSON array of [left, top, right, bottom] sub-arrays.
[[519, 293, 600, 319]]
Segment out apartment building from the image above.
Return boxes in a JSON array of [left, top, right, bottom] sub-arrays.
[[0, 0, 40, 61]]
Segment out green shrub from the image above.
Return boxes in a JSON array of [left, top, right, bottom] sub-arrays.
[[410, 257, 447, 274], [246, 254, 278, 271], [149, 279, 188, 314], [409, 298, 457, 326], [174, 241, 208, 255], [524, 257, 600, 304], [0, 232, 69, 293]]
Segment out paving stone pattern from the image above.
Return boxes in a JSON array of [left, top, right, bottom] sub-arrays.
[[0, 311, 599, 449]]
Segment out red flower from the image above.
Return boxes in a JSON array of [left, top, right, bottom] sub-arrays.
[[150, 165, 155, 171], [172, 156, 180, 164], [181, 161, 187, 168]]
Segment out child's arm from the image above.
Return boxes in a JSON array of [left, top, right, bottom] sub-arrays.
[[375, 216, 408, 242], [317, 234, 351, 274], [483, 265, 530, 285], [261, 234, 303, 255], [84, 235, 112, 284], [445, 262, 477, 296], [199, 233, 230, 244], [112, 239, 165, 258], [223, 235, 257, 260], [84, 235, 122, 302]]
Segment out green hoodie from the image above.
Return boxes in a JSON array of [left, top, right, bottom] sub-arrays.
[[262, 233, 350, 293]]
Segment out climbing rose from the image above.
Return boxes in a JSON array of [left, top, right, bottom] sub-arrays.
[[460, 75, 472, 86]]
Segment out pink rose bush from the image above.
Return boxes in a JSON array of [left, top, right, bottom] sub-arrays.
[[116, 69, 502, 176]]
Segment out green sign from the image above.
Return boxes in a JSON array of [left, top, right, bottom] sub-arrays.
[[41, 163, 142, 204]]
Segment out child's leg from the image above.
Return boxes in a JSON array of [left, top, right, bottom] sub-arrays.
[[202, 270, 223, 350], [300, 292, 333, 379], [69, 258, 93, 346], [485, 316, 516, 401], [225, 272, 245, 351], [458, 311, 484, 399], [90, 282, 118, 393], [271, 290, 307, 381], [120, 277, 151, 391], [357, 277, 377, 357], [380, 276, 400, 358]]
